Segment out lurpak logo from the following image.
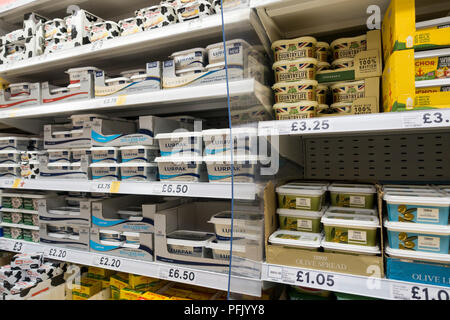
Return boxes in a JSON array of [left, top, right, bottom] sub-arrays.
[[214, 166, 240, 171], [164, 166, 185, 171]]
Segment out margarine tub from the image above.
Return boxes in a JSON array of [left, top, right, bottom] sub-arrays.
[[120, 145, 159, 162], [90, 147, 120, 163], [155, 131, 202, 157], [321, 212, 380, 246], [330, 35, 367, 60], [208, 211, 263, 241], [66, 67, 101, 84], [384, 219, 450, 254], [71, 148, 92, 162], [316, 61, 331, 72], [119, 163, 158, 181], [331, 80, 365, 103], [321, 240, 381, 255], [277, 207, 326, 233], [206, 39, 251, 65], [204, 155, 260, 183], [327, 206, 378, 216], [47, 149, 72, 163], [273, 58, 318, 82], [202, 127, 258, 156], [384, 192, 450, 225], [176, 1, 213, 22], [90, 163, 120, 181], [9, 83, 31, 97], [170, 48, 207, 70], [205, 239, 246, 260], [315, 42, 330, 62], [0, 164, 20, 178], [0, 150, 21, 164], [328, 183, 376, 209], [272, 80, 318, 103], [155, 156, 205, 181], [276, 183, 326, 211], [316, 84, 328, 104], [331, 58, 354, 69], [271, 37, 317, 61], [273, 101, 318, 120], [166, 230, 215, 257], [268, 230, 322, 251]]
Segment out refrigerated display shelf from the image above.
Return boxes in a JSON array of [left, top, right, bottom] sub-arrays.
[[0, 222, 39, 230]]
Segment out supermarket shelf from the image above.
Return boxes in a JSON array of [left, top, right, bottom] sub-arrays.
[[258, 109, 450, 137], [262, 263, 450, 300], [0, 79, 271, 120], [0, 179, 258, 200], [0, 238, 262, 297], [0, 8, 271, 81], [0, 222, 39, 230], [0, 208, 38, 214]]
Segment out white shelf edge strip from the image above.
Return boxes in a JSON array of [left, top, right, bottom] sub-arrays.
[[0, 222, 39, 230], [0, 238, 261, 297], [258, 109, 450, 136], [262, 263, 450, 300], [0, 179, 257, 200]]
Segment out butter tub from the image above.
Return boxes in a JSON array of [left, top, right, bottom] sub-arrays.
[[331, 80, 365, 103], [384, 219, 450, 254], [119, 163, 158, 181], [268, 230, 322, 251], [166, 230, 215, 257], [155, 156, 205, 182], [272, 80, 318, 103], [384, 192, 450, 225], [271, 36, 317, 61], [90, 147, 120, 163], [273, 101, 318, 120], [202, 127, 258, 156], [0, 150, 21, 164], [328, 183, 376, 209], [155, 131, 202, 157], [277, 207, 326, 233], [276, 183, 326, 211], [321, 240, 380, 256], [205, 239, 246, 260], [321, 212, 380, 247], [316, 84, 328, 104], [208, 211, 263, 241], [315, 42, 330, 62], [204, 155, 260, 183], [0, 164, 20, 178], [120, 145, 159, 163], [273, 58, 318, 82], [170, 47, 207, 71], [48, 149, 72, 163], [90, 163, 120, 181], [330, 34, 367, 60]]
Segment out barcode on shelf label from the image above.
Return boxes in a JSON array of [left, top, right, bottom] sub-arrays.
[[266, 266, 282, 281]]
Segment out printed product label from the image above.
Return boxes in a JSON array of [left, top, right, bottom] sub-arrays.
[[418, 236, 440, 251], [348, 230, 367, 243], [350, 196, 365, 207], [417, 208, 439, 223], [297, 219, 312, 231], [296, 197, 311, 209]]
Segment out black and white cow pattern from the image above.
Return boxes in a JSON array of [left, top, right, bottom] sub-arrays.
[[177, 1, 213, 22], [119, 17, 144, 36]]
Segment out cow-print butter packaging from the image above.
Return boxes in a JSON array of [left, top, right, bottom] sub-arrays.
[[89, 21, 121, 43], [135, 4, 178, 30], [10, 253, 44, 270]]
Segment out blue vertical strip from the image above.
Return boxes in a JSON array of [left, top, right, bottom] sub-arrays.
[[219, 0, 235, 301]]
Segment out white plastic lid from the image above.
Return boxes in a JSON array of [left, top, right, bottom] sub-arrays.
[[117, 209, 142, 216], [202, 127, 258, 137], [119, 162, 157, 168], [52, 131, 71, 135], [205, 239, 246, 253], [321, 212, 380, 228], [383, 192, 450, 206], [90, 147, 119, 151], [89, 163, 120, 168], [51, 88, 69, 94], [155, 156, 203, 163], [166, 230, 215, 247], [321, 240, 380, 255], [67, 83, 81, 89], [48, 207, 80, 215], [203, 155, 260, 164], [385, 246, 450, 263], [123, 232, 140, 237], [328, 183, 376, 194], [382, 184, 432, 190], [384, 219, 450, 235], [206, 39, 251, 51], [130, 74, 149, 81], [277, 207, 326, 218], [100, 229, 121, 235], [269, 230, 322, 248], [276, 184, 326, 196], [326, 206, 378, 216], [170, 48, 207, 57], [155, 131, 203, 139]]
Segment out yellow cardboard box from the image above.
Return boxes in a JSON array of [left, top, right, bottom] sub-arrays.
[[72, 277, 102, 298], [138, 291, 171, 300], [128, 274, 162, 292], [415, 21, 450, 50], [109, 274, 129, 300], [119, 287, 143, 300], [87, 266, 115, 279], [415, 86, 450, 109]]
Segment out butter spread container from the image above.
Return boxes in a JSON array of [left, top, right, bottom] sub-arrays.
[[0, 137, 30, 151], [205, 239, 246, 260], [155, 156, 205, 181], [331, 58, 354, 69], [48, 149, 72, 163], [120, 69, 146, 78], [204, 155, 259, 183], [71, 148, 92, 162], [272, 80, 318, 103], [120, 145, 159, 163], [202, 127, 258, 156], [273, 58, 318, 82], [273, 101, 317, 120], [170, 48, 207, 71], [268, 230, 322, 251], [384, 219, 450, 254], [331, 80, 365, 103], [206, 39, 251, 65], [90, 147, 120, 163], [329, 102, 352, 115], [383, 192, 450, 225], [271, 36, 317, 61], [316, 61, 331, 72], [316, 84, 328, 104], [276, 183, 326, 211], [0, 164, 20, 178], [90, 163, 120, 181], [175, 66, 205, 76], [208, 211, 263, 241], [328, 183, 376, 209], [330, 35, 367, 60], [321, 240, 381, 255], [321, 212, 380, 246], [277, 207, 326, 233], [119, 163, 158, 181], [315, 42, 330, 62], [166, 230, 215, 257], [155, 131, 202, 157], [0, 150, 21, 164], [9, 83, 31, 97]]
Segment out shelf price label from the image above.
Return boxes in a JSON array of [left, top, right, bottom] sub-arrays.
[[295, 270, 335, 288], [391, 283, 450, 300], [402, 111, 450, 129], [45, 247, 68, 260], [160, 183, 189, 195], [159, 266, 197, 284], [90, 182, 120, 193], [290, 119, 330, 134], [0, 179, 15, 188], [12, 179, 24, 188], [92, 255, 123, 271], [0, 239, 23, 252], [268, 266, 336, 290]]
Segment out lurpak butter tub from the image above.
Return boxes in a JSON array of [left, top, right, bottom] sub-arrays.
[[166, 230, 215, 257], [70, 148, 92, 162], [315, 42, 330, 62], [273, 58, 318, 82], [155, 156, 205, 181], [170, 48, 207, 70], [273, 101, 317, 120], [208, 211, 263, 241], [271, 37, 317, 61], [328, 183, 376, 209], [272, 80, 318, 103], [331, 80, 365, 103], [331, 35, 367, 60], [155, 131, 202, 157], [206, 39, 251, 65], [0, 164, 20, 178], [384, 219, 450, 254], [276, 183, 326, 211], [205, 240, 246, 260], [202, 127, 258, 156], [0, 150, 21, 164], [90, 147, 120, 163], [48, 149, 71, 163], [268, 230, 322, 251], [90, 163, 120, 181], [383, 192, 450, 225], [321, 212, 380, 246], [119, 163, 158, 181], [277, 207, 326, 233], [120, 145, 159, 163], [204, 155, 259, 183]]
